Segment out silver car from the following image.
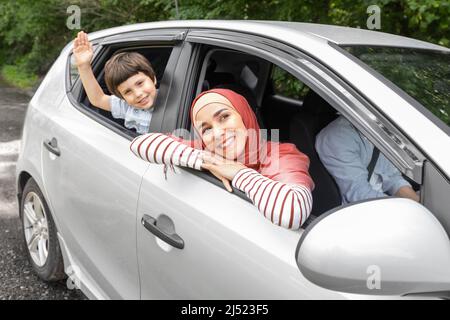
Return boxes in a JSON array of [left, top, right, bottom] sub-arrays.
[[16, 20, 450, 299]]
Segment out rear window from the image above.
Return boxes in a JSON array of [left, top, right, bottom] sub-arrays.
[[342, 46, 450, 127]]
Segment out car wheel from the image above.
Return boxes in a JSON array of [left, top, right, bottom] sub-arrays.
[[20, 178, 66, 281]]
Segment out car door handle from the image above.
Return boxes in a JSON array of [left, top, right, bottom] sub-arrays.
[[43, 138, 61, 157], [141, 214, 184, 249]]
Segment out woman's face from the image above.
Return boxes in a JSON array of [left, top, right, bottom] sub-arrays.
[[194, 101, 248, 160]]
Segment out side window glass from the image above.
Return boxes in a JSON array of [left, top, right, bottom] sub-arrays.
[[271, 65, 309, 100], [69, 53, 79, 88]]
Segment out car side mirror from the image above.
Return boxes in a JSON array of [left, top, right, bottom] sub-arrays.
[[296, 198, 450, 298]]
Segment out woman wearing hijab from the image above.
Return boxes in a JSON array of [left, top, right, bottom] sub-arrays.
[[130, 89, 314, 230]]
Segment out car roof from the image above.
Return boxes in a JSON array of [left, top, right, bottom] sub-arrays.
[[87, 20, 450, 52]]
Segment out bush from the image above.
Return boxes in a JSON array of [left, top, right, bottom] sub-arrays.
[[1, 64, 39, 89]]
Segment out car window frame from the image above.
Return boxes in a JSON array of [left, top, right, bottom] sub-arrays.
[[177, 29, 427, 185], [149, 28, 431, 209], [66, 29, 187, 141]]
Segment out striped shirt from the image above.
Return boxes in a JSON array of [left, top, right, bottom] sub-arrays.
[[130, 133, 313, 230]]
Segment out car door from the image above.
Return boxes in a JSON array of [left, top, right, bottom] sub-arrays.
[[40, 30, 185, 299], [135, 37, 347, 299], [134, 24, 450, 300]]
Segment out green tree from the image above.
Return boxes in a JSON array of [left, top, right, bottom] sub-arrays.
[[0, 0, 448, 88]]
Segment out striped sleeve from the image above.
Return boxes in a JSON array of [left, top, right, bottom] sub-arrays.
[[232, 168, 313, 230], [130, 133, 203, 170]]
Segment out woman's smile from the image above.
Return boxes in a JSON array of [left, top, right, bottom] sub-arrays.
[[218, 135, 235, 149]]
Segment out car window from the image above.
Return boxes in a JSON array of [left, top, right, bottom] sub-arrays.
[[178, 40, 424, 218], [69, 53, 79, 88], [69, 44, 174, 136], [271, 65, 309, 100], [342, 46, 450, 127], [180, 45, 319, 201], [97, 46, 174, 95]]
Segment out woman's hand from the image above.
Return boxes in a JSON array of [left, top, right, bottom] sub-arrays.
[[73, 31, 94, 68], [201, 153, 247, 192]]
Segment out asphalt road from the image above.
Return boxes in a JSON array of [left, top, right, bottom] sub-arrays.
[[0, 81, 86, 300]]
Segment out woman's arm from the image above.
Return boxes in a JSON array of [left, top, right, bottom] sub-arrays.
[[131, 133, 312, 230], [130, 133, 203, 170], [232, 168, 312, 230], [201, 161, 313, 230]]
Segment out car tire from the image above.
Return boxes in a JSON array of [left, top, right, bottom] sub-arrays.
[[20, 178, 66, 281]]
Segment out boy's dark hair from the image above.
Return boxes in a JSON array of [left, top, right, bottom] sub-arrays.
[[104, 52, 156, 98]]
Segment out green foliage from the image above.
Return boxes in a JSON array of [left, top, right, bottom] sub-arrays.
[[0, 0, 73, 77], [0, 0, 448, 90], [1, 64, 39, 89]]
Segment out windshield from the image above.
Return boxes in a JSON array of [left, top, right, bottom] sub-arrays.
[[341, 46, 450, 128]]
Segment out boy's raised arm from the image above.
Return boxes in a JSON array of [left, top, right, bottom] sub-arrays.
[[73, 31, 111, 111]]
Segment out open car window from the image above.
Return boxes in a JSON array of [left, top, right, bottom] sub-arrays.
[[178, 43, 340, 216], [176, 40, 425, 219], [68, 43, 174, 137], [87, 46, 173, 132]]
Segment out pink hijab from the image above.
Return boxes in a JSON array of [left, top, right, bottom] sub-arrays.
[[180, 89, 314, 190]]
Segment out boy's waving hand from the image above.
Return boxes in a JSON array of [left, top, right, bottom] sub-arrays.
[[72, 31, 110, 111], [73, 31, 94, 67]]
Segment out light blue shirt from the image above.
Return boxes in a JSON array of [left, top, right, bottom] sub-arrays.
[[315, 116, 411, 204], [110, 95, 153, 134]]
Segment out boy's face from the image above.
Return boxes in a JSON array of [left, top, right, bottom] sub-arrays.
[[117, 72, 157, 109]]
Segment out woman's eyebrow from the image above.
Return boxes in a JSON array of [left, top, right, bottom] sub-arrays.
[[199, 108, 228, 129], [213, 108, 228, 119]]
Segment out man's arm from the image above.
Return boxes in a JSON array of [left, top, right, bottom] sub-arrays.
[[395, 186, 420, 202], [375, 153, 419, 202], [73, 31, 110, 111]]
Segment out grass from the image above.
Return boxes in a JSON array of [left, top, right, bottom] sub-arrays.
[[1, 64, 39, 89]]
